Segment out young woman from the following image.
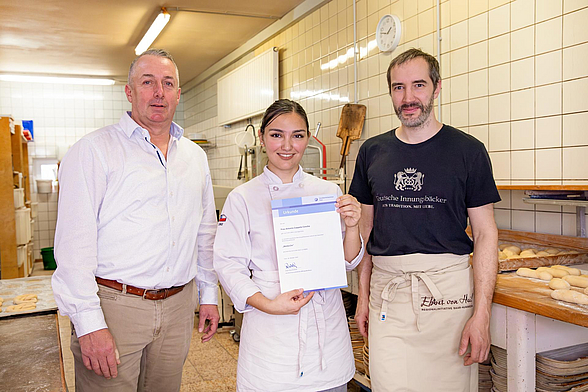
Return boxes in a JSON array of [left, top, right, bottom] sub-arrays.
[[213, 99, 364, 391]]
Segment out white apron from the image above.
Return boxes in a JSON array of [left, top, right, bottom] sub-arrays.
[[213, 167, 362, 392], [368, 253, 478, 392]]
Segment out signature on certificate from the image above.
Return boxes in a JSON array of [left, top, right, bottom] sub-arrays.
[[285, 262, 298, 270]]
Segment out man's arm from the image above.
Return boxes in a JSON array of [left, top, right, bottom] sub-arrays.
[[52, 139, 119, 378], [196, 168, 220, 342], [355, 204, 374, 338], [459, 203, 498, 366]]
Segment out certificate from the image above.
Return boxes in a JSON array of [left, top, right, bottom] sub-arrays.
[[271, 194, 347, 293]]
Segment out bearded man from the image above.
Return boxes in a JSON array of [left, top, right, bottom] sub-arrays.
[[349, 48, 500, 392]]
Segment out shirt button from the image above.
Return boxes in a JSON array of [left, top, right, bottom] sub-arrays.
[[172, 241, 176, 247], [299, 183, 304, 188], [167, 267, 170, 272], [169, 191, 173, 197], [172, 216, 175, 222], [273, 186, 279, 191]]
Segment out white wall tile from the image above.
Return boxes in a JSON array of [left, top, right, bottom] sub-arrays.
[[536, 50, 562, 85], [512, 210, 535, 231], [489, 151, 511, 179], [536, 17, 563, 54], [511, 119, 534, 150], [451, 74, 469, 101], [469, 97, 489, 125], [489, 122, 511, 151], [469, 69, 489, 98], [536, 116, 562, 148], [494, 209, 512, 229], [536, 148, 562, 179], [488, 4, 510, 38], [510, 26, 534, 61], [489, 64, 510, 95], [563, 7, 588, 47], [489, 93, 510, 122], [489, 34, 511, 65], [563, 77, 588, 114], [536, 212, 562, 235], [510, 0, 534, 30], [511, 150, 534, 180], [469, 13, 488, 44], [512, 190, 533, 210], [496, 189, 511, 209], [450, 47, 469, 76], [510, 88, 534, 120], [451, 101, 469, 127], [536, 83, 562, 117], [563, 43, 588, 80], [563, 146, 588, 179], [536, 0, 562, 23], [511, 57, 534, 90], [469, 125, 489, 148], [563, 112, 588, 147], [469, 41, 489, 71]]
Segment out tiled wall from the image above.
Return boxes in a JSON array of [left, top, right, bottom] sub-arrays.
[[0, 80, 184, 258], [182, 0, 588, 235]]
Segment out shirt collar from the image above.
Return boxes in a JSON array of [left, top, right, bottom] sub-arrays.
[[263, 165, 305, 184], [119, 111, 184, 141]]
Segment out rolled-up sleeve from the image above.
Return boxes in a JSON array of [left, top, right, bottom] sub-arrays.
[[52, 139, 108, 337], [213, 191, 261, 313], [195, 169, 219, 305]]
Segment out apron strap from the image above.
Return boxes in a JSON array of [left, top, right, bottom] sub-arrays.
[[297, 290, 327, 377], [376, 266, 447, 332]]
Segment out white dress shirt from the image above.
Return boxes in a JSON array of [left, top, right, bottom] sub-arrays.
[[52, 112, 218, 337], [214, 166, 364, 391]]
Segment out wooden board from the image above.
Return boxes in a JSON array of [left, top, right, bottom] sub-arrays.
[[0, 312, 66, 391], [493, 272, 588, 328]]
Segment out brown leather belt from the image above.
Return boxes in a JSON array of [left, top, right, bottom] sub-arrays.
[[96, 277, 185, 300]]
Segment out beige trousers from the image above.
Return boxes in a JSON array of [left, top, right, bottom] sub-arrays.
[[368, 254, 478, 392], [71, 280, 197, 392]]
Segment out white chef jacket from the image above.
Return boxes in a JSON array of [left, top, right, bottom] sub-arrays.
[[214, 166, 363, 392], [52, 112, 218, 337]]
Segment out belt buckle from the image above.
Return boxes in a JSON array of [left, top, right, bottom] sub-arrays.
[[142, 289, 149, 300], [163, 288, 169, 299]]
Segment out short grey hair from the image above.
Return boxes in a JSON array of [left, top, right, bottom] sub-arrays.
[[128, 48, 180, 85], [386, 48, 440, 94]]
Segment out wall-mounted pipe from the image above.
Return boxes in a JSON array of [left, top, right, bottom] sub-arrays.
[[436, 0, 442, 122]]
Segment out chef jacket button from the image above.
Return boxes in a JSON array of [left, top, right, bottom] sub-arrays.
[[299, 183, 304, 188], [273, 186, 279, 191]]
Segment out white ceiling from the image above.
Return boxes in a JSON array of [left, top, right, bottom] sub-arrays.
[[0, 0, 306, 84]]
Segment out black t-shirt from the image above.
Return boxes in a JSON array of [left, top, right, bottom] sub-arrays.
[[349, 125, 501, 256]]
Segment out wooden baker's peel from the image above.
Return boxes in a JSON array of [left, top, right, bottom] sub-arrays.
[[336, 104, 366, 169]]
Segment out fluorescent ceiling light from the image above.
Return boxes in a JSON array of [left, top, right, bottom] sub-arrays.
[[135, 8, 171, 55], [0, 74, 115, 85]]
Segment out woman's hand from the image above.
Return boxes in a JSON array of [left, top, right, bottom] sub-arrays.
[[247, 289, 315, 315], [336, 194, 361, 228]]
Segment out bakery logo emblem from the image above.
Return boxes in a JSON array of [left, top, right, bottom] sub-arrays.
[[394, 168, 424, 191], [218, 214, 227, 226]]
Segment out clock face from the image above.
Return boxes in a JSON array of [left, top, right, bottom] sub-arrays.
[[376, 14, 402, 52]]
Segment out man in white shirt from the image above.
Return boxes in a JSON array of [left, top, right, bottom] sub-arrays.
[[52, 49, 220, 391]]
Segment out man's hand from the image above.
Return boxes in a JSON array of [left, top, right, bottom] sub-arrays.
[[198, 304, 220, 343], [78, 328, 120, 379], [459, 313, 491, 366], [355, 294, 369, 338]]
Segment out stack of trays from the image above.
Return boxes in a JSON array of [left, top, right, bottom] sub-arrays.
[[348, 316, 366, 374], [479, 354, 493, 391], [536, 343, 588, 391], [363, 340, 370, 378], [490, 345, 507, 392]]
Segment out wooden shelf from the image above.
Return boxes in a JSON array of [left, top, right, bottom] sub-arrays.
[[498, 185, 588, 191]]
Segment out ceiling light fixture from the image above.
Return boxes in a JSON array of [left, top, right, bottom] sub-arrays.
[[135, 7, 171, 55], [0, 74, 115, 85]]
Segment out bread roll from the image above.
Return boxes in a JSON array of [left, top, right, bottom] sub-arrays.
[[562, 275, 588, 288], [536, 251, 551, 257], [14, 293, 38, 304], [516, 268, 552, 280], [498, 251, 507, 260], [6, 302, 36, 312], [549, 278, 571, 290], [537, 267, 569, 278], [519, 250, 537, 258], [521, 248, 537, 254], [545, 248, 560, 254], [504, 246, 521, 255], [551, 289, 588, 305], [499, 243, 511, 251], [551, 265, 581, 276]]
